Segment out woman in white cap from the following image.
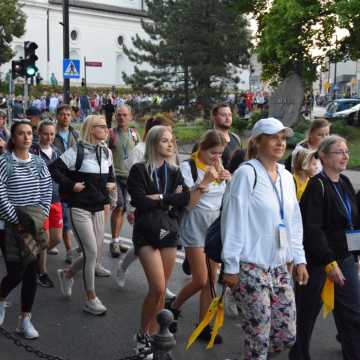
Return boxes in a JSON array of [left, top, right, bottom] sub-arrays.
[[221, 117, 309, 359]]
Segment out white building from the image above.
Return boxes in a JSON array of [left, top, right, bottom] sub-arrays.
[[318, 59, 360, 97], [1, 0, 149, 86]]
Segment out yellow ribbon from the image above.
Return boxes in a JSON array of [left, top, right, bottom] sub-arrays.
[[191, 151, 209, 173], [190, 151, 222, 185], [321, 278, 334, 318], [321, 261, 337, 318], [186, 294, 225, 350]]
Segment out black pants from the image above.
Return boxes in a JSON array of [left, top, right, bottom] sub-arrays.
[[0, 231, 37, 313], [289, 256, 360, 360]]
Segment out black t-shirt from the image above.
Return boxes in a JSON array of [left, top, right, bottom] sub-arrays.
[[102, 103, 115, 118], [222, 133, 241, 170]]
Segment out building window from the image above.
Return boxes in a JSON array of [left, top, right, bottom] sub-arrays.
[[117, 35, 124, 46], [71, 30, 78, 41]]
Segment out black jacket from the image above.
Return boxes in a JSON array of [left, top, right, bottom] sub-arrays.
[[127, 162, 190, 214], [30, 144, 61, 203], [300, 173, 360, 266], [49, 144, 115, 212]]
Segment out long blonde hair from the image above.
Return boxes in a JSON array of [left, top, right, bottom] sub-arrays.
[[144, 125, 172, 176], [80, 115, 106, 144]]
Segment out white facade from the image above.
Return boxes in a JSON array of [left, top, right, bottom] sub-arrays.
[[1, 0, 149, 86], [319, 59, 360, 96]]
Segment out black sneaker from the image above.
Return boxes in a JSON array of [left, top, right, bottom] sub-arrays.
[[165, 297, 181, 334], [134, 332, 153, 359], [197, 324, 223, 345], [182, 257, 191, 276], [38, 273, 54, 288], [110, 242, 121, 258]]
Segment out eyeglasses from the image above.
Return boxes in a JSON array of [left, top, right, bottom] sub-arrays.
[[92, 124, 107, 129], [329, 150, 350, 156]]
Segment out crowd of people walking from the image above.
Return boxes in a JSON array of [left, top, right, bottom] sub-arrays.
[[0, 102, 359, 360]]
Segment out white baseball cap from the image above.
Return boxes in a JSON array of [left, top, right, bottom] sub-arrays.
[[251, 117, 294, 138]]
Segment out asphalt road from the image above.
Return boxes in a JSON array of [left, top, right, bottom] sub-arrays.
[[1, 166, 359, 360]]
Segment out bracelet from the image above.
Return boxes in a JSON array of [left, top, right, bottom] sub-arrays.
[[325, 261, 338, 274]]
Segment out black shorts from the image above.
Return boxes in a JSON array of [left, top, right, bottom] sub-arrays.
[[115, 176, 128, 211]]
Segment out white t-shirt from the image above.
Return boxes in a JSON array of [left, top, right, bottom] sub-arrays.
[[40, 145, 53, 159], [180, 161, 226, 211]]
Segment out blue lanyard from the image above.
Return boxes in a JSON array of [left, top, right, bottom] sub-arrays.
[[322, 172, 353, 228], [153, 162, 168, 194], [265, 169, 285, 221]]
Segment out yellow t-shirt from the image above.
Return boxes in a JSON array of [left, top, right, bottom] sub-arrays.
[[293, 174, 309, 201]]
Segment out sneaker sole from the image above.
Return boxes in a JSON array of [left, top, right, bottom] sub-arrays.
[[37, 281, 54, 288], [16, 329, 39, 340], [83, 306, 107, 316], [95, 272, 111, 278]]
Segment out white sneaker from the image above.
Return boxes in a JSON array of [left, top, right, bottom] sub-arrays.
[[83, 297, 107, 315], [47, 247, 59, 255], [0, 301, 6, 326], [16, 314, 39, 339], [134, 332, 153, 359], [113, 261, 128, 288], [165, 288, 176, 299], [95, 264, 111, 277], [57, 269, 74, 298]]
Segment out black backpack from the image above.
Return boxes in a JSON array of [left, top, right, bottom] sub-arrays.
[[204, 163, 257, 263]]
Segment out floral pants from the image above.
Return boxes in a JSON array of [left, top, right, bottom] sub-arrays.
[[232, 263, 296, 360]]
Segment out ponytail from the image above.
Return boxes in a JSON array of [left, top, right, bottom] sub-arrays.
[[245, 137, 258, 160]]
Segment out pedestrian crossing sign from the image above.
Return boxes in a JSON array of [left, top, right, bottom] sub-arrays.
[[63, 59, 80, 79]]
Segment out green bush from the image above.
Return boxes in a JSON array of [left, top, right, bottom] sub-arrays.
[[232, 114, 249, 134], [287, 131, 305, 148], [330, 120, 355, 140]]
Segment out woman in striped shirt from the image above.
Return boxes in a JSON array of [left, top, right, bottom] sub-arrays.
[[0, 119, 52, 339]]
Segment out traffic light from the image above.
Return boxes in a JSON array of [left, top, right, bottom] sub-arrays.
[[11, 59, 25, 79], [24, 41, 38, 77]]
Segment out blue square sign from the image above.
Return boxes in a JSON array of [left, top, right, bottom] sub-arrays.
[[63, 59, 80, 79]]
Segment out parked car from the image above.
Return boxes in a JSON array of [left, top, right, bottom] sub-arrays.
[[324, 99, 360, 120], [333, 103, 360, 125]]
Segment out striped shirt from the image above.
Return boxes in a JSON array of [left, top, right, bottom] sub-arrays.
[[0, 152, 52, 224]]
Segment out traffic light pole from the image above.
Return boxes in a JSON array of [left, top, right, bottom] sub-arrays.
[[63, 0, 70, 104], [24, 79, 29, 111]]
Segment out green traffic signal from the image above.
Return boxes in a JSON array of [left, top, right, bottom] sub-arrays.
[[26, 65, 38, 77]]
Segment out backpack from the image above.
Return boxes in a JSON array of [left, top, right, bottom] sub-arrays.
[[186, 159, 198, 183], [2, 152, 43, 179], [73, 141, 110, 171], [109, 128, 139, 150], [204, 162, 258, 264]]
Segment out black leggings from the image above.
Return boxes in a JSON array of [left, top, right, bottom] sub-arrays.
[[0, 231, 37, 313]]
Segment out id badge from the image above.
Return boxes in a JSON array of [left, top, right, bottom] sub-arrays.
[[345, 229, 360, 251], [278, 223, 288, 249]]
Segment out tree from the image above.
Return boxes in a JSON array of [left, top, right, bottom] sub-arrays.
[[0, 0, 26, 65], [236, 0, 360, 86], [123, 0, 252, 112]]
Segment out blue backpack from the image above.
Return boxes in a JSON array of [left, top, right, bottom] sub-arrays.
[[204, 163, 257, 263], [2, 152, 43, 179]]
